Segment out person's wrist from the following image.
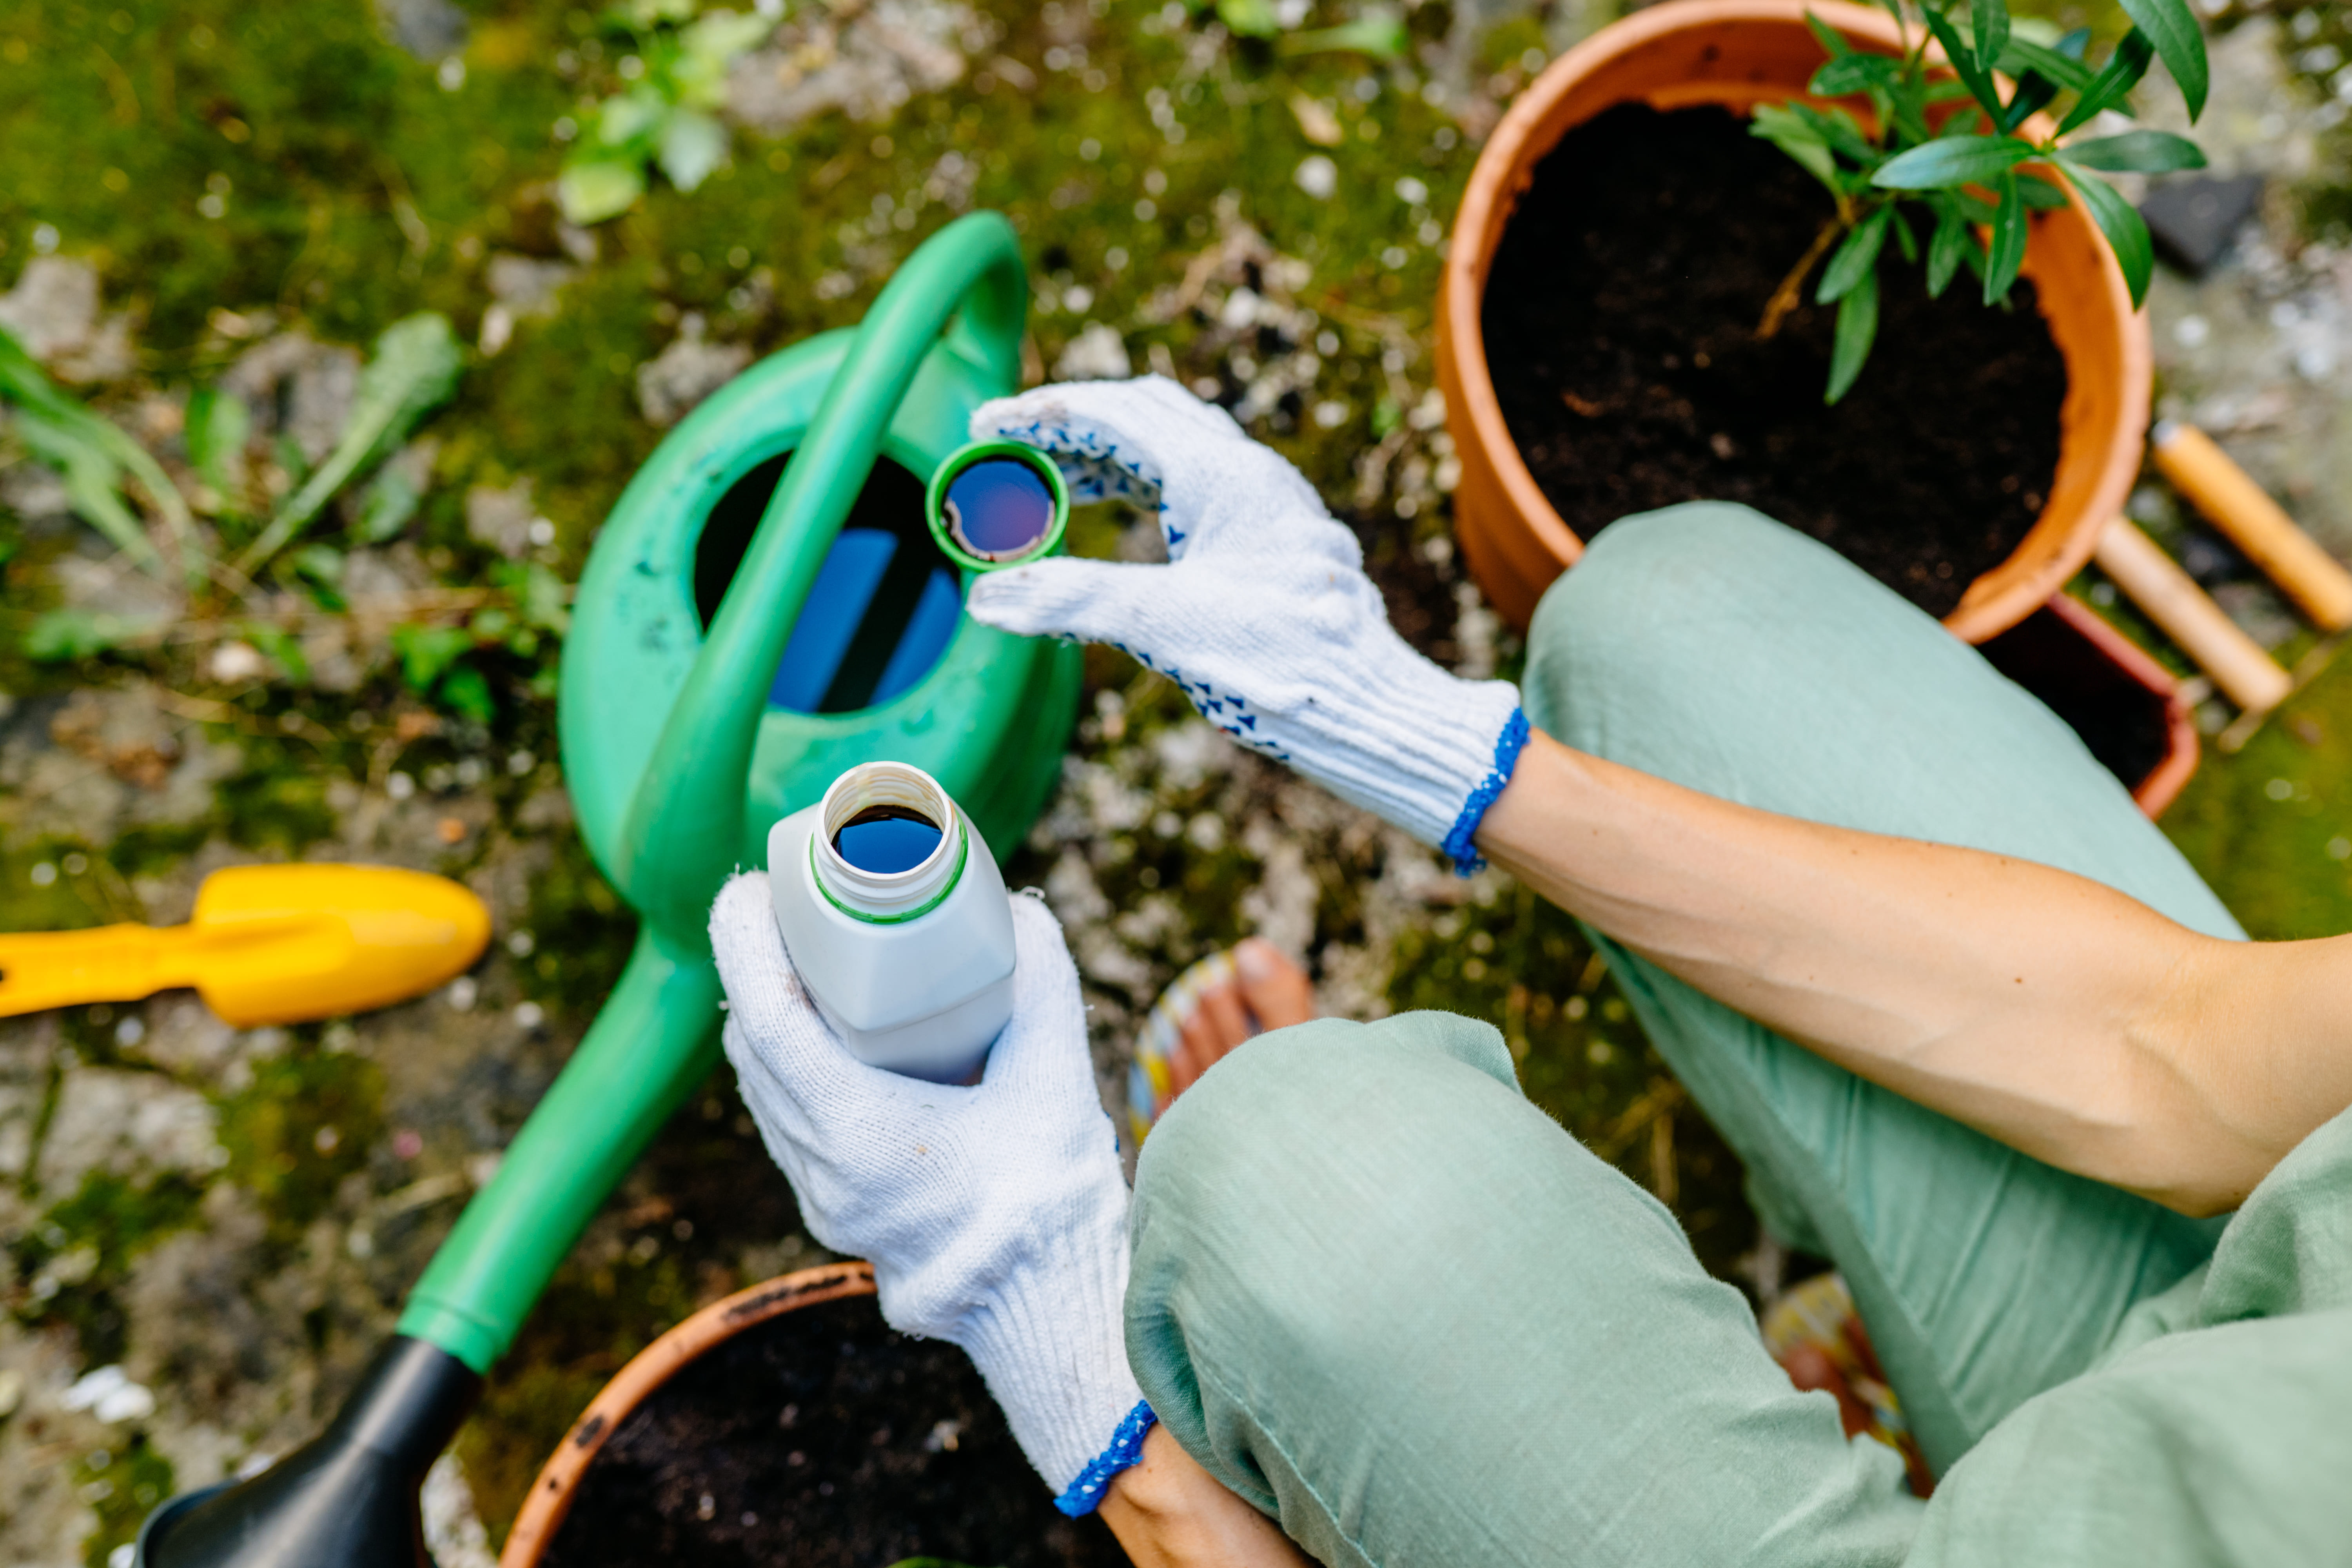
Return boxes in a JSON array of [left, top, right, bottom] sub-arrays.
[[1289, 656, 1526, 872], [1100, 1425, 1316, 1568]]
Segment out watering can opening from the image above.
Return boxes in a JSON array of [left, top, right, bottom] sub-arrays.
[[693, 450, 963, 716]]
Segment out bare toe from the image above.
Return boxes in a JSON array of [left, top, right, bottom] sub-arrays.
[[1234, 938, 1316, 1031]]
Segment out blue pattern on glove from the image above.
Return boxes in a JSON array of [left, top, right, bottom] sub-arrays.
[[1440, 708, 1530, 876], [1054, 1399, 1159, 1517]]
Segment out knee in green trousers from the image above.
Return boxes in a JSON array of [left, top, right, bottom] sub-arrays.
[[1120, 505, 2352, 1568]]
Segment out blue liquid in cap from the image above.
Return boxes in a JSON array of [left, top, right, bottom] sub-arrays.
[[832, 806, 945, 874], [943, 457, 1055, 561]]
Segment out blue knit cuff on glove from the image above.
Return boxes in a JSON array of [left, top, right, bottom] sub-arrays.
[[1054, 1400, 1158, 1517], [1439, 708, 1531, 876]]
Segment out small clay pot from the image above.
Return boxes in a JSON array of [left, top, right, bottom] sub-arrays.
[[1436, 0, 2152, 642], [1980, 593, 2200, 817]]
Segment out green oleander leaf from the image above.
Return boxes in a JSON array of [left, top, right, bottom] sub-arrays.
[[1919, 5, 2005, 125], [1983, 172, 2027, 305], [1972, 0, 2011, 88], [1818, 207, 1892, 303], [2016, 171, 2072, 208], [2056, 162, 2156, 306], [1750, 103, 1842, 197], [1807, 10, 1857, 58], [1872, 133, 2033, 189], [1810, 53, 1899, 97], [1998, 36, 2093, 92], [1825, 264, 1880, 404], [1926, 202, 1973, 297], [2057, 28, 2154, 134], [2117, 0, 2207, 120], [2058, 129, 2208, 172]]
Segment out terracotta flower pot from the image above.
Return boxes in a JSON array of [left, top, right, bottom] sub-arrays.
[[1436, 0, 2152, 643], [499, 1263, 878, 1567], [499, 1261, 1122, 1568]]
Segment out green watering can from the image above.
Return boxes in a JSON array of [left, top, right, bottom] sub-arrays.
[[137, 212, 1082, 1568]]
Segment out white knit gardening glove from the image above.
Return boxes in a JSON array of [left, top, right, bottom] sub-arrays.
[[710, 874, 1151, 1513], [967, 375, 1528, 870]]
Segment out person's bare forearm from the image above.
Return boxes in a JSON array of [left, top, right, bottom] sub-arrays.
[[1476, 730, 2352, 1213], [1099, 1425, 1312, 1568]]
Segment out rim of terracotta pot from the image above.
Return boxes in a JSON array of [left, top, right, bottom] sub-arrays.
[[2035, 592, 2200, 816], [497, 1261, 877, 1568], [1436, 0, 2154, 642]]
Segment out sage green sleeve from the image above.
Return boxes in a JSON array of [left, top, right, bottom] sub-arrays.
[[1905, 1105, 2352, 1567]]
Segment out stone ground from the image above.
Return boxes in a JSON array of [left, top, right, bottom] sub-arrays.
[[2, 1, 2349, 1563]]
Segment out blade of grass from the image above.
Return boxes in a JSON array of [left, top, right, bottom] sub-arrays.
[[0, 323, 196, 580], [233, 313, 461, 578]]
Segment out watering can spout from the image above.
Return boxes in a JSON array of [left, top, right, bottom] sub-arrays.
[[136, 1336, 480, 1568]]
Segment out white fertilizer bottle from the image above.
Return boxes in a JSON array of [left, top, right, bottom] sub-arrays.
[[766, 760, 1016, 1083]]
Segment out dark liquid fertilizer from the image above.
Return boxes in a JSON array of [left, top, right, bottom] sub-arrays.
[[543, 1292, 1125, 1568], [1482, 103, 2068, 619], [944, 459, 1056, 561], [833, 806, 945, 875]]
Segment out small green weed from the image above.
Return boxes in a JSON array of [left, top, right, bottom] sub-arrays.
[[557, 2, 773, 225]]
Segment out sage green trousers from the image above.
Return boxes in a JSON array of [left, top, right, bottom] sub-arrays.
[[1124, 504, 2352, 1567]]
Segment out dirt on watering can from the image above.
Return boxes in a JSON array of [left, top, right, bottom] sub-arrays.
[[1481, 103, 2069, 621], [537, 1290, 1125, 1568]]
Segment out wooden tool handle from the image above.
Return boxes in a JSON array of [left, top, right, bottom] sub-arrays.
[[2153, 421, 2352, 634], [2094, 517, 2293, 715]]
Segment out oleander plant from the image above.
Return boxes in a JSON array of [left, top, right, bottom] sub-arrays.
[[1751, 0, 2210, 401]]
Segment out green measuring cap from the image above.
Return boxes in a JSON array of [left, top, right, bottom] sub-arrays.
[[926, 439, 1069, 572]]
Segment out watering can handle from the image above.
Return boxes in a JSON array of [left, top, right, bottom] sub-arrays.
[[386, 217, 1027, 1378], [617, 212, 1028, 946]]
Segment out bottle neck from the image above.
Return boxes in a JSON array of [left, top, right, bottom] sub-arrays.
[[810, 763, 967, 921]]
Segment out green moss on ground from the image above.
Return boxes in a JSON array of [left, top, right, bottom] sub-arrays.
[[517, 830, 638, 1022], [0, 836, 120, 935], [11, 1169, 209, 1367], [2164, 652, 2352, 939], [1, 0, 1479, 587], [73, 1435, 176, 1568], [213, 1042, 387, 1245]]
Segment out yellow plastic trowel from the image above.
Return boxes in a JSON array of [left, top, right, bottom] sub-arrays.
[[0, 864, 490, 1025]]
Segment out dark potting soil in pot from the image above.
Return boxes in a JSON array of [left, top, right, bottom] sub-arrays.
[[1976, 606, 2173, 789], [1482, 102, 2068, 620], [541, 1292, 1127, 1568]]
